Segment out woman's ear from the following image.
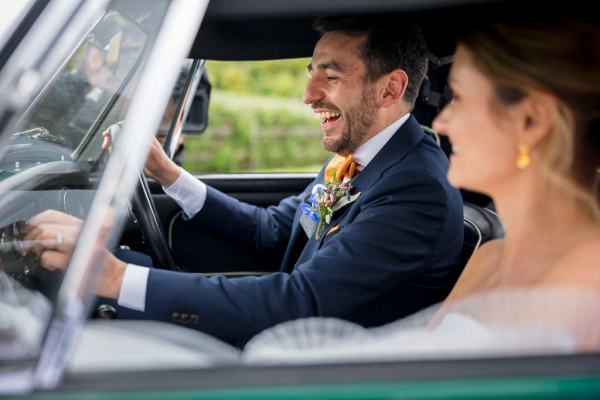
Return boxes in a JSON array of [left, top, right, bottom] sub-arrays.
[[379, 69, 408, 108], [517, 92, 558, 149]]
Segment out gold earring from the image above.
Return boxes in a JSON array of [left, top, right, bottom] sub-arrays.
[[516, 144, 530, 169]]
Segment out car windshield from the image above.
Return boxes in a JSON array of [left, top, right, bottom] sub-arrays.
[[0, 0, 168, 362], [9, 11, 146, 172]]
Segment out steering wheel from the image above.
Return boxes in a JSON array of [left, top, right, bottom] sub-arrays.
[[0, 161, 89, 301], [106, 123, 177, 270], [1, 220, 60, 296], [131, 171, 178, 270]]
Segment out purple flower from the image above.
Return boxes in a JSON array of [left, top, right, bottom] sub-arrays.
[[311, 184, 326, 197]]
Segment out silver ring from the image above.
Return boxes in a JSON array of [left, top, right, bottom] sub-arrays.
[[55, 233, 64, 248]]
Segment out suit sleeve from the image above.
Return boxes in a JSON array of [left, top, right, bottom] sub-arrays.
[[145, 170, 450, 345]]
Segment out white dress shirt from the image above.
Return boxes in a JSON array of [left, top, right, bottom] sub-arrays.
[[117, 113, 411, 311]]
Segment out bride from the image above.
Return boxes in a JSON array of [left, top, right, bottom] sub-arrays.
[[245, 18, 600, 362]]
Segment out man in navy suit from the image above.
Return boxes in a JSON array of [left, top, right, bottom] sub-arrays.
[[30, 17, 464, 346]]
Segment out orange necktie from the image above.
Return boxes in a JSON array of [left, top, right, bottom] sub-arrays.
[[324, 154, 359, 184]]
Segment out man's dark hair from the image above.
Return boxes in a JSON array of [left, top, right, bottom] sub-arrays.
[[313, 16, 428, 110]]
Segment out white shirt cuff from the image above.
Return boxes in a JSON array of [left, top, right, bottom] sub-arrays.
[[117, 264, 149, 312], [163, 168, 207, 219]]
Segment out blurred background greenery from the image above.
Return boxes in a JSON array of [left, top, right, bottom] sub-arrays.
[[182, 59, 330, 173]]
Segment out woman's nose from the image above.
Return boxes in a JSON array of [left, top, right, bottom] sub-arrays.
[[432, 106, 449, 135]]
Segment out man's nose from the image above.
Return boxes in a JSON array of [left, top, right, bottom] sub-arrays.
[[303, 77, 323, 105]]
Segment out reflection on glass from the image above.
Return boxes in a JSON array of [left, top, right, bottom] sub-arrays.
[[0, 1, 166, 363]]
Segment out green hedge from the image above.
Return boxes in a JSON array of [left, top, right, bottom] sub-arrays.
[[183, 91, 330, 173], [182, 59, 331, 173], [206, 59, 310, 98]]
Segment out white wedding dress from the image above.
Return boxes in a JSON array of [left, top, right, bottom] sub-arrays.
[[0, 272, 52, 359], [244, 287, 600, 364]]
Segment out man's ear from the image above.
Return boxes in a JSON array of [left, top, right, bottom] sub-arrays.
[[379, 69, 408, 108], [517, 92, 558, 149]]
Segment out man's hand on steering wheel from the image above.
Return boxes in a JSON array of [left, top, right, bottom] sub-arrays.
[[102, 130, 181, 188], [22, 210, 81, 271], [22, 209, 127, 299], [101, 128, 178, 270]]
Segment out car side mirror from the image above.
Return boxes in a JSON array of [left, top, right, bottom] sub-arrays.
[[183, 70, 211, 134]]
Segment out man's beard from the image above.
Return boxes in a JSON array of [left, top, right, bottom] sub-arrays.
[[323, 87, 378, 155]]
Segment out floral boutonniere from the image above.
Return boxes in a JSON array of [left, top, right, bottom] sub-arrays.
[[300, 180, 361, 240]]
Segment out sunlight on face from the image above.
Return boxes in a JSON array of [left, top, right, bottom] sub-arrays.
[[433, 46, 520, 193]]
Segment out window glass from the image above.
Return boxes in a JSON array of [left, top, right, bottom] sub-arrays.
[[0, 1, 168, 362], [19, 11, 145, 158], [0, 1, 31, 47], [183, 59, 330, 173]]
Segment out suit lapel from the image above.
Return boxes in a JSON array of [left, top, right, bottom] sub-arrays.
[[318, 116, 426, 236], [282, 115, 425, 271], [350, 115, 424, 194], [279, 173, 322, 272]]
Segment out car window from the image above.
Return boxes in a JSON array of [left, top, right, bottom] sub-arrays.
[[0, 0, 168, 363], [184, 59, 330, 173]]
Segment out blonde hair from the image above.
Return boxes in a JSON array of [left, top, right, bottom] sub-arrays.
[[460, 19, 600, 220]]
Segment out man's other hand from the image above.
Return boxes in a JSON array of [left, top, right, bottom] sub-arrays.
[[143, 137, 181, 187], [102, 130, 181, 188]]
